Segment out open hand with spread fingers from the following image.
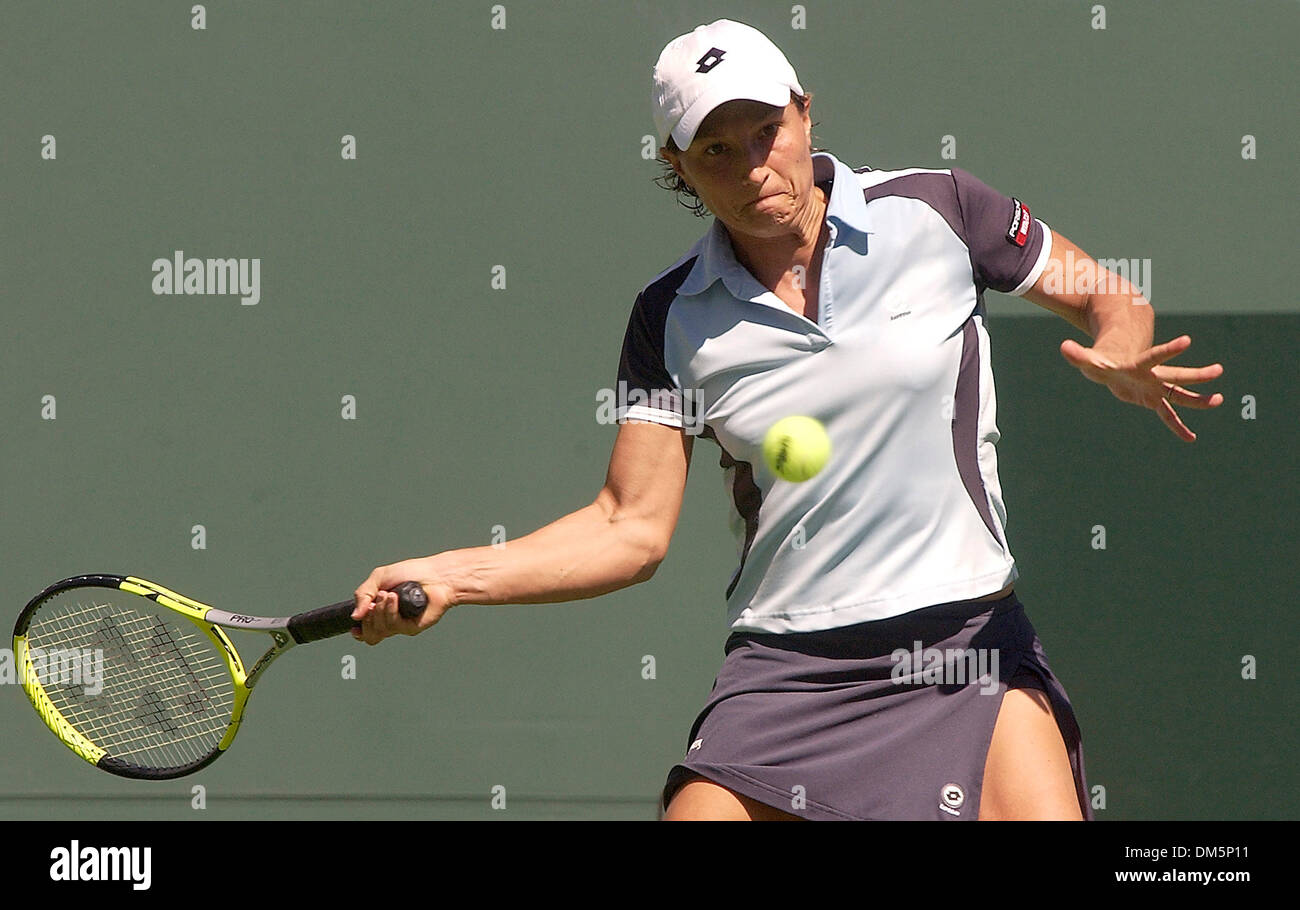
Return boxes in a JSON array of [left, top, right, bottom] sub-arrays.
[[1059, 334, 1224, 442]]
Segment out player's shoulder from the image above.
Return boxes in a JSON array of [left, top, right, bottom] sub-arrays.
[[633, 235, 705, 306], [847, 162, 958, 195], [845, 164, 994, 234]]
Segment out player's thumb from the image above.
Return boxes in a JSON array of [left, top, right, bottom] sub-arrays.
[[1059, 339, 1092, 368]]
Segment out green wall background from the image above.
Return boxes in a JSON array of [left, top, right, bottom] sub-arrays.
[[1, 1, 1293, 820]]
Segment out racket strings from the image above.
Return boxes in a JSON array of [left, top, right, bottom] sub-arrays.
[[24, 595, 236, 771], [68, 609, 231, 753], [38, 604, 232, 764]]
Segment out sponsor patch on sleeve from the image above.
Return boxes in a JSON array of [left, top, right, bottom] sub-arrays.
[[1007, 198, 1031, 247]]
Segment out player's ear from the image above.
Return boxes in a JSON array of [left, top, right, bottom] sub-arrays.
[[797, 95, 813, 146], [661, 147, 696, 193], [660, 145, 684, 179]]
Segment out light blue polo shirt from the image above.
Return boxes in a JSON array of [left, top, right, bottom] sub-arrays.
[[617, 152, 1053, 633]]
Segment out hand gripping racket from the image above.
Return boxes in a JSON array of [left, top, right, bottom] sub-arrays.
[[12, 573, 426, 779]]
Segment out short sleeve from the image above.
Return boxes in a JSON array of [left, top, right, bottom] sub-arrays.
[[951, 167, 1053, 296], [615, 292, 684, 427]]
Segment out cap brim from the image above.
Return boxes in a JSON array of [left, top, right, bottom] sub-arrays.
[[671, 79, 795, 152]]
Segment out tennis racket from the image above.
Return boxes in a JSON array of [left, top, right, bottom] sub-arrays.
[[13, 573, 426, 780]]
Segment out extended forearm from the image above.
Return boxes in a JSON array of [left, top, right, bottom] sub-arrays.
[[427, 495, 665, 607], [1085, 276, 1154, 355]]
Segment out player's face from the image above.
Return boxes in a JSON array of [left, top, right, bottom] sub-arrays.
[[663, 98, 817, 241]]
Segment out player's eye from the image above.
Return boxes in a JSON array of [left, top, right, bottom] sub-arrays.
[[703, 142, 727, 157]]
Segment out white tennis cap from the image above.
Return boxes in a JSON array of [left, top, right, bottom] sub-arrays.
[[652, 19, 804, 152]]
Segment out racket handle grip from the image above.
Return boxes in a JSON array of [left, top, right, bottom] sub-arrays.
[[287, 581, 429, 644]]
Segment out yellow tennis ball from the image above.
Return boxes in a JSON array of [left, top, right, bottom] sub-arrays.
[[762, 416, 831, 482]]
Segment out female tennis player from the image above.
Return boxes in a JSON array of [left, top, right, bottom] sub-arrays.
[[351, 19, 1223, 820]]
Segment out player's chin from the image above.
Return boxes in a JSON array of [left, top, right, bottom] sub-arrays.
[[735, 208, 795, 235]]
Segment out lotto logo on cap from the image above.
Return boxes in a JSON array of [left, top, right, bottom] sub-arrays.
[[652, 19, 804, 152]]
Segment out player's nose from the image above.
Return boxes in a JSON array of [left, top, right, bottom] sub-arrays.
[[744, 138, 772, 175]]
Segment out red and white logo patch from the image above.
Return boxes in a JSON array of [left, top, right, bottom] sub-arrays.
[[1007, 198, 1031, 247]]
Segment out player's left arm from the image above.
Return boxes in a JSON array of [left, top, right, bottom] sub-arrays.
[[1021, 231, 1224, 442]]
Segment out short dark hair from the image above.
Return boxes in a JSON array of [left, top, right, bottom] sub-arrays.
[[654, 91, 820, 217]]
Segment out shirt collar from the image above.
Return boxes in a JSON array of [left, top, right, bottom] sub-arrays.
[[677, 151, 872, 299], [816, 152, 873, 237]]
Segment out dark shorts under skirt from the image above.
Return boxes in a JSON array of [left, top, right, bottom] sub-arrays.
[[662, 592, 1093, 820]]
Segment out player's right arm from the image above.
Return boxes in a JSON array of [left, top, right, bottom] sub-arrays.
[[351, 420, 693, 644]]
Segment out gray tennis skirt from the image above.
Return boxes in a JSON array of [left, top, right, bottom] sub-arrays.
[[662, 591, 1093, 820]]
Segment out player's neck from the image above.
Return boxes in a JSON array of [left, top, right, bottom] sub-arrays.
[[728, 185, 828, 287]]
